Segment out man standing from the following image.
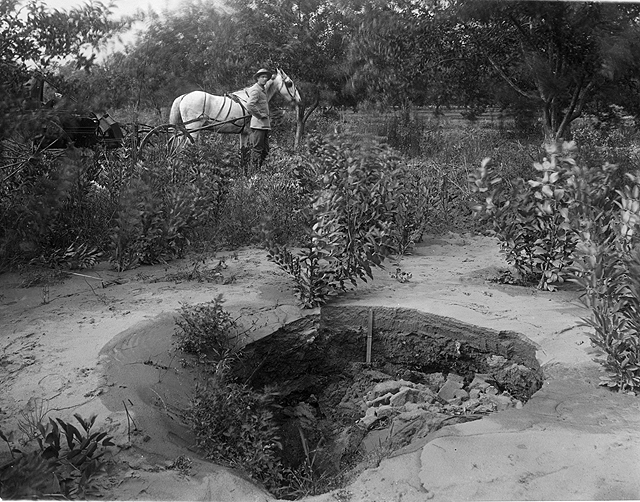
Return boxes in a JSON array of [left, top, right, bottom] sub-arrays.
[[246, 68, 272, 173]]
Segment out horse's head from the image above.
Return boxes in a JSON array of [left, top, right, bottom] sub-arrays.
[[270, 69, 301, 107]]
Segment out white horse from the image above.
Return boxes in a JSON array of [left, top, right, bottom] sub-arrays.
[[168, 68, 301, 155]]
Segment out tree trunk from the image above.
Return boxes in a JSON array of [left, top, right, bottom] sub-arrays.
[[294, 98, 320, 149], [295, 105, 304, 150]]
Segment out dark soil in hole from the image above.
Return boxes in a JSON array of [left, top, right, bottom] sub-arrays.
[[230, 305, 544, 498]]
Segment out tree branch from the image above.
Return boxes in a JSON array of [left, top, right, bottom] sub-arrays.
[[484, 52, 540, 101], [303, 99, 319, 123], [557, 76, 595, 139], [507, 12, 540, 53], [468, 27, 540, 102]]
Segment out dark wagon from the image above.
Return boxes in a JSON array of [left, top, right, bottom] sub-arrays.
[[21, 74, 125, 151]]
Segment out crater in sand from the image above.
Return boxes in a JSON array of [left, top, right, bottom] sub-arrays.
[[100, 304, 543, 498]]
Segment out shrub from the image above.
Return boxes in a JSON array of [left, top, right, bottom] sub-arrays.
[[569, 172, 640, 393], [268, 134, 404, 307], [391, 160, 441, 253], [469, 142, 579, 290], [174, 294, 244, 361], [0, 147, 109, 269], [186, 362, 287, 496], [216, 167, 306, 248], [471, 136, 640, 391]]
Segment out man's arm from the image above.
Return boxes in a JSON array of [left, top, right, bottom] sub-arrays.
[[246, 87, 267, 119]]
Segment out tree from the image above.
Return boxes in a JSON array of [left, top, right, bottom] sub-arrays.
[[120, 0, 356, 140], [344, 0, 496, 110], [108, 0, 243, 111], [344, 0, 640, 140], [1, 0, 126, 139], [458, 0, 640, 142]]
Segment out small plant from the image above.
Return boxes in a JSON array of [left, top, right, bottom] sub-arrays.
[[19, 266, 69, 288], [41, 284, 50, 304], [0, 414, 114, 499], [389, 161, 435, 254], [18, 398, 50, 442], [174, 294, 243, 360], [168, 455, 192, 476]]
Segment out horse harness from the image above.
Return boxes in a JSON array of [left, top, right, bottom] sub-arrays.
[[175, 91, 251, 135], [175, 70, 295, 135]]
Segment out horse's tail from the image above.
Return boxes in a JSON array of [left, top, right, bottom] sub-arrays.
[[169, 95, 184, 125]]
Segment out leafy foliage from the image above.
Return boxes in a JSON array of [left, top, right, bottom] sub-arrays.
[[0, 414, 114, 500], [186, 361, 287, 495], [1, 0, 126, 143], [470, 142, 579, 290], [187, 359, 334, 499], [108, 141, 231, 271], [571, 239, 640, 393], [0, 148, 111, 269], [268, 134, 412, 307], [268, 243, 339, 309], [30, 242, 103, 270], [174, 294, 244, 361], [569, 172, 640, 393], [457, 1, 640, 142], [472, 135, 640, 392], [346, 2, 492, 110]]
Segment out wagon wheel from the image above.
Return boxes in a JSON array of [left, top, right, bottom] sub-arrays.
[[138, 123, 178, 155], [120, 122, 154, 147]]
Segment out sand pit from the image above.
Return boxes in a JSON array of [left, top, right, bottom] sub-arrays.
[[1, 233, 639, 501]]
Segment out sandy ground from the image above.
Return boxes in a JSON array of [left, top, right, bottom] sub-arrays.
[[1, 232, 639, 501]]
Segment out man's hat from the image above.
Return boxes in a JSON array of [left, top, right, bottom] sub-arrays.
[[254, 68, 273, 78]]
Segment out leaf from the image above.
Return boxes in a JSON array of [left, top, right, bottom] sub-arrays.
[[57, 419, 82, 449]]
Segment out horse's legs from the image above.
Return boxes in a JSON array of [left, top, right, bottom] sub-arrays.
[[169, 121, 199, 154], [239, 132, 251, 176]]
